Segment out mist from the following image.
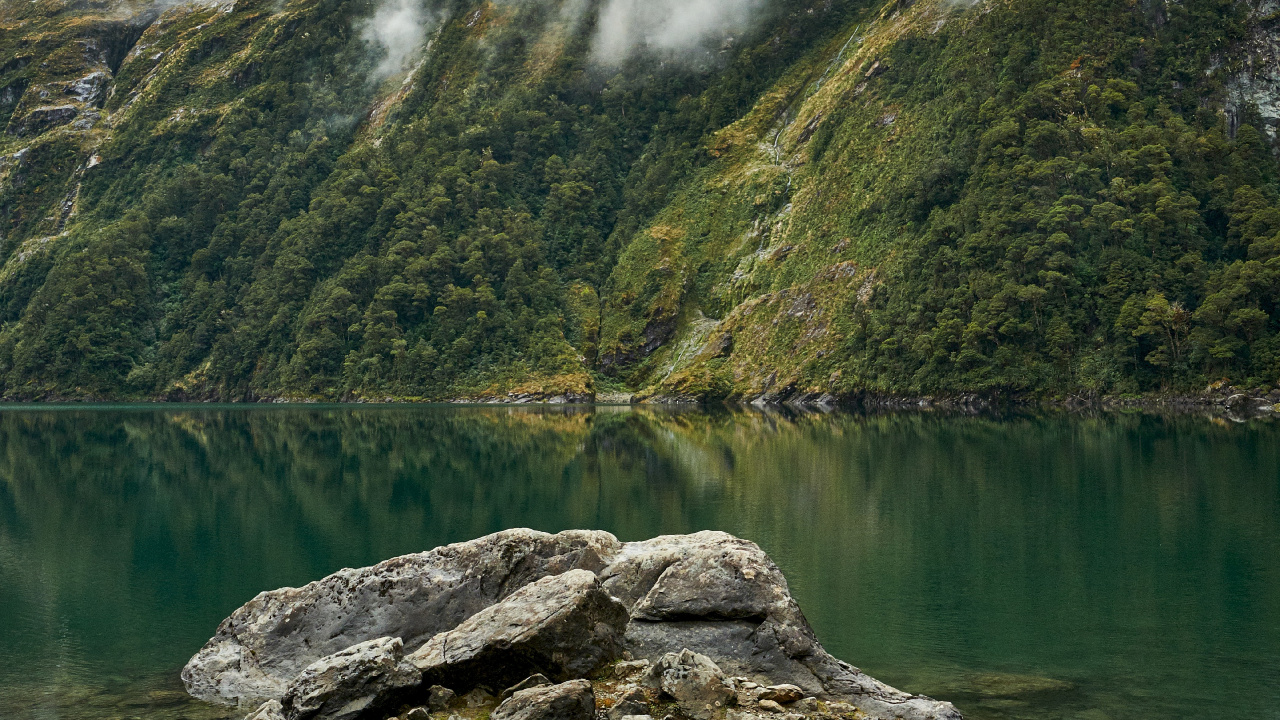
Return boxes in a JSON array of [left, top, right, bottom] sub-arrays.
[[359, 0, 444, 80], [357, 0, 774, 80], [590, 0, 768, 67]]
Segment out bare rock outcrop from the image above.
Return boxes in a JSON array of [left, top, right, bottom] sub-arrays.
[[606, 533, 957, 720], [183, 529, 960, 720], [9, 105, 79, 136], [182, 529, 619, 705]]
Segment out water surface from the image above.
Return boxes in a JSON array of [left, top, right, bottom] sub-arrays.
[[0, 405, 1277, 720]]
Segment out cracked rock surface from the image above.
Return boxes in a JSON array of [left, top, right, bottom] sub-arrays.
[[182, 529, 960, 720], [644, 650, 733, 720], [280, 637, 420, 720], [182, 529, 618, 704], [409, 569, 630, 691]]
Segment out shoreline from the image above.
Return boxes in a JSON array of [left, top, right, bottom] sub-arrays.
[[0, 392, 1276, 420]]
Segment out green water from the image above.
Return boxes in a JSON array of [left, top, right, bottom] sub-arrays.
[[0, 406, 1277, 720]]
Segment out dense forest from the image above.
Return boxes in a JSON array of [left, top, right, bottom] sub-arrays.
[[1, 0, 1279, 402]]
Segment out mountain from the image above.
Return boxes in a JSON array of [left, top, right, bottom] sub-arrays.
[[1, 0, 1278, 402]]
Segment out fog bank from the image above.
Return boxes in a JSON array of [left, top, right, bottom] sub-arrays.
[[359, 0, 774, 80]]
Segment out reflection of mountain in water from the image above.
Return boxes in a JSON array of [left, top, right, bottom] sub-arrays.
[[0, 406, 1278, 720]]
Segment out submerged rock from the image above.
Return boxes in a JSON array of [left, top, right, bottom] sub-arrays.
[[956, 672, 1075, 698], [185, 529, 960, 720]]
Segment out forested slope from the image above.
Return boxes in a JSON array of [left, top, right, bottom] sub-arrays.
[[1, 0, 1278, 402]]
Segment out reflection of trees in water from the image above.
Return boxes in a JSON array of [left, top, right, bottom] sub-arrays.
[[0, 408, 1278, 720]]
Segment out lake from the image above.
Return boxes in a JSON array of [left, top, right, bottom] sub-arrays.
[[0, 405, 1277, 720]]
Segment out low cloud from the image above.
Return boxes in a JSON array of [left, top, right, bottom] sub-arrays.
[[359, 0, 446, 80], [357, 0, 774, 80], [590, 0, 768, 67]]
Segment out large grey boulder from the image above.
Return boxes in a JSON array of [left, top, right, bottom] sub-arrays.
[[491, 679, 595, 720], [280, 637, 418, 720], [9, 105, 78, 136], [185, 529, 959, 720], [182, 529, 619, 705], [607, 532, 960, 720], [409, 569, 630, 691]]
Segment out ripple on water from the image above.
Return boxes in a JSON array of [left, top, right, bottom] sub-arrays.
[[0, 406, 1276, 720]]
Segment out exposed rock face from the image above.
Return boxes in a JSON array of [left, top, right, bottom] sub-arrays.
[[182, 529, 619, 705], [491, 679, 595, 720], [64, 71, 110, 106], [409, 569, 630, 690], [1228, 1, 1280, 139], [184, 529, 960, 720], [280, 637, 419, 720], [9, 105, 78, 136]]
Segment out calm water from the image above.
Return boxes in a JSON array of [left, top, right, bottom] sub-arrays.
[[0, 406, 1277, 720]]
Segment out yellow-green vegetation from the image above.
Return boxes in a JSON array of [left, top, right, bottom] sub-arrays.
[[0, 0, 1278, 401], [604, 0, 1280, 400]]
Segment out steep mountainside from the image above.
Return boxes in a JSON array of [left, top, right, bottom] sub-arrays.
[[2, 0, 1279, 402]]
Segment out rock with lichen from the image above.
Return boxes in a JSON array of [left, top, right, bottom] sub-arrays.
[[184, 530, 961, 720]]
